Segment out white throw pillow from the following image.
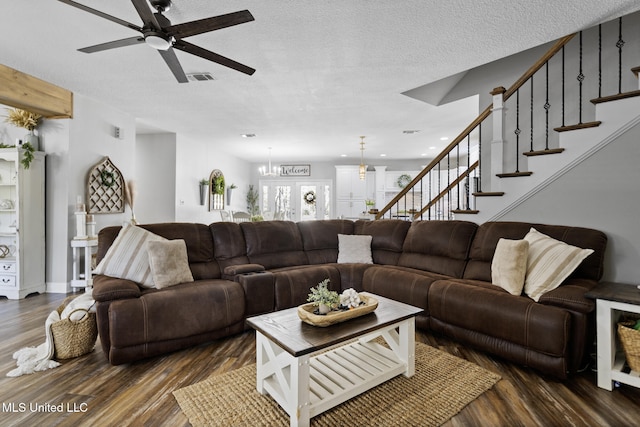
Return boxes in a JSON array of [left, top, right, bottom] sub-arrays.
[[523, 228, 594, 302], [147, 239, 194, 289], [337, 234, 373, 264], [94, 224, 166, 288], [491, 238, 529, 295]]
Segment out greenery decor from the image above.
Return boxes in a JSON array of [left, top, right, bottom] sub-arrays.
[[246, 185, 259, 216], [0, 142, 35, 169], [396, 174, 412, 189], [4, 108, 41, 131], [228, 183, 237, 190], [307, 279, 339, 311], [199, 178, 209, 185], [212, 175, 225, 195]]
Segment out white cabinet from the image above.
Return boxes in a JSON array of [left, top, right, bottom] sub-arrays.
[[335, 166, 369, 218], [0, 148, 45, 299]]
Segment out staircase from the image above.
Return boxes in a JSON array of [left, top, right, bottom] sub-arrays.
[[376, 13, 640, 222]]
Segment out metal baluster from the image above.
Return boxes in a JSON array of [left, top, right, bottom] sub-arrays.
[[447, 153, 451, 219], [598, 24, 602, 98], [562, 46, 566, 127], [514, 89, 521, 173], [477, 122, 482, 193], [530, 77, 534, 152], [428, 171, 432, 220], [466, 134, 471, 209], [456, 143, 461, 210], [437, 162, 441, 220], [577, 31, 584, 124], [617, 17, 625, 94], [544, 61, 550, 150]]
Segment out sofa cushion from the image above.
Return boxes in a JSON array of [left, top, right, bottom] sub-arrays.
[[337, 234, 373, 263], [353, 220, 411, 265], [210, 222, 250, 270], [523, 228, 594, 302], [398, 220, 478, 278], [298, 219, 354, 264], [240, 221, 308, 269], [94, 224, 166, 288], [463, 221, 607, 283], [147, 239, 194, 289], [491, 238, 529, 296]]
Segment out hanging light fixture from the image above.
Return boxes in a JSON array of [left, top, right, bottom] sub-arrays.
[[259, 147, 280, 176], [358, 136, 366, 180]]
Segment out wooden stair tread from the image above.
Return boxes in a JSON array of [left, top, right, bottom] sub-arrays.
[[473, 191, 504, 197], [523, 148, 565, 157], [451, 209, 479, 214], [554, 121, 601, 132], [591, 89, 640, 104], [496, 171, 533, 178]]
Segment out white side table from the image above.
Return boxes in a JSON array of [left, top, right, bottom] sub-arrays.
[[586, 282, 640, 390], [71, 238, 98, 291]]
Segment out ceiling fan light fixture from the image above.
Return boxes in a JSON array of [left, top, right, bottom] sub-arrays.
[[145, 32, 172, 50]]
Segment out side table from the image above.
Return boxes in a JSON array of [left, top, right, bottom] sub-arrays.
[[585, 281, 640, 390], [71, 238, 98, 291]]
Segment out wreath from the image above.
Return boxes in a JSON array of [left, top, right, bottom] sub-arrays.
[[303, 190, 316, 205], [396, 174, 412, 189], [101, 170, 116, 187]]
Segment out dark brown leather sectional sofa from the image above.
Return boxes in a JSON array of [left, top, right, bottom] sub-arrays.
[[92, 219, 607, 378]]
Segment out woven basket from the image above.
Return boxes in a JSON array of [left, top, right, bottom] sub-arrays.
[[618, 318, 640, 372], [51, 296, 98, 360]]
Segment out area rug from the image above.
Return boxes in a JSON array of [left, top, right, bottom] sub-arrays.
[[173, 341, 500, 426]]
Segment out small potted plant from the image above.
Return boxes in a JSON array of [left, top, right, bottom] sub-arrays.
[[226, 183, 237, 205], [307, 279, 339, 314]]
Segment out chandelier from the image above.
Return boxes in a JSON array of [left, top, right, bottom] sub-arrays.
[[359, 136, 366, 180], [259, 147, 280, 176]]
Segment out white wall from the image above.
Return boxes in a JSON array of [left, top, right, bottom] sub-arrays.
[[135, 133, 176, 224]]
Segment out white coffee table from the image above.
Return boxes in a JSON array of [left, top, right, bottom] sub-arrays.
[[246, 293, 423, 427]]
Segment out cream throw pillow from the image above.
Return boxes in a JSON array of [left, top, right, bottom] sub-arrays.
[[93, 223, 166, 288], [337, 234, 373, 264], [491, 238, 529, 295], [523, 228, 594, 302], [147, 240, 194, 289]]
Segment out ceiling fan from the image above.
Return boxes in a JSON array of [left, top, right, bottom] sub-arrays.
[[58, 0, 255, 82]]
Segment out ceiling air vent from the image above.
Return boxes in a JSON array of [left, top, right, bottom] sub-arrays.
[[186, 72, 215, 82]]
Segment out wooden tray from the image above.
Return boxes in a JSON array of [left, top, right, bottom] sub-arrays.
[[297, 294, 378, 327]]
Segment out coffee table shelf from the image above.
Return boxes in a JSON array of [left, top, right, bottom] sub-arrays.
[[248, 293, 422, 427]]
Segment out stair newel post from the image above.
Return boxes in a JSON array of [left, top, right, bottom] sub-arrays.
[[490, 86, 507, 194]]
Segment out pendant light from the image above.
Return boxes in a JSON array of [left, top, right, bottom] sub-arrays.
[[358, 136, 366, 180]]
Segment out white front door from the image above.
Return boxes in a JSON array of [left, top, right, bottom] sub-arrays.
[[260, 180, 332, 221]]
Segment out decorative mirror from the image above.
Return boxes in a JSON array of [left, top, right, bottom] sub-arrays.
[[208, 169, 225, 210]]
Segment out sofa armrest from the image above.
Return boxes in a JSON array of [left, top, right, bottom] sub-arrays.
[[92, 274, 141, 302], [538, 278, 597, 313], [237, 271, 274, 316], [222, 263, 266, 280]]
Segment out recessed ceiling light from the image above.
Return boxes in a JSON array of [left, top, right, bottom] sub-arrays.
[[340, 154, 347, 157], [241, 133, 256, 138], [440, 137, 449, 141], [380, 154, 387, 157], [429, 146, 436, 150], [421, 153, 427, 156]]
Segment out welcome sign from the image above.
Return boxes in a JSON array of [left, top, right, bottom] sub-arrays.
[[280, 164, 311, 176]]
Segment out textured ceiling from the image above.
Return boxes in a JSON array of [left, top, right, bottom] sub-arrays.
[[2, 1, 640, 162]]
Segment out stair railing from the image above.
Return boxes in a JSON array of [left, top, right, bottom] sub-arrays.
[[376, 34, 575, 220]]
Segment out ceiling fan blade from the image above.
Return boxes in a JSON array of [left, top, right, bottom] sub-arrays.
[[131, 0, 161, 30], [164, 10, 255, 39], [158, 48, 189, 83], [173, 40, 255, 76], [78, 36, 145, 53], [57, 0, 142, 32]]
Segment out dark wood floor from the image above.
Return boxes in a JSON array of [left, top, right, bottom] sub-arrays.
[[1, 292, 639, 426]]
